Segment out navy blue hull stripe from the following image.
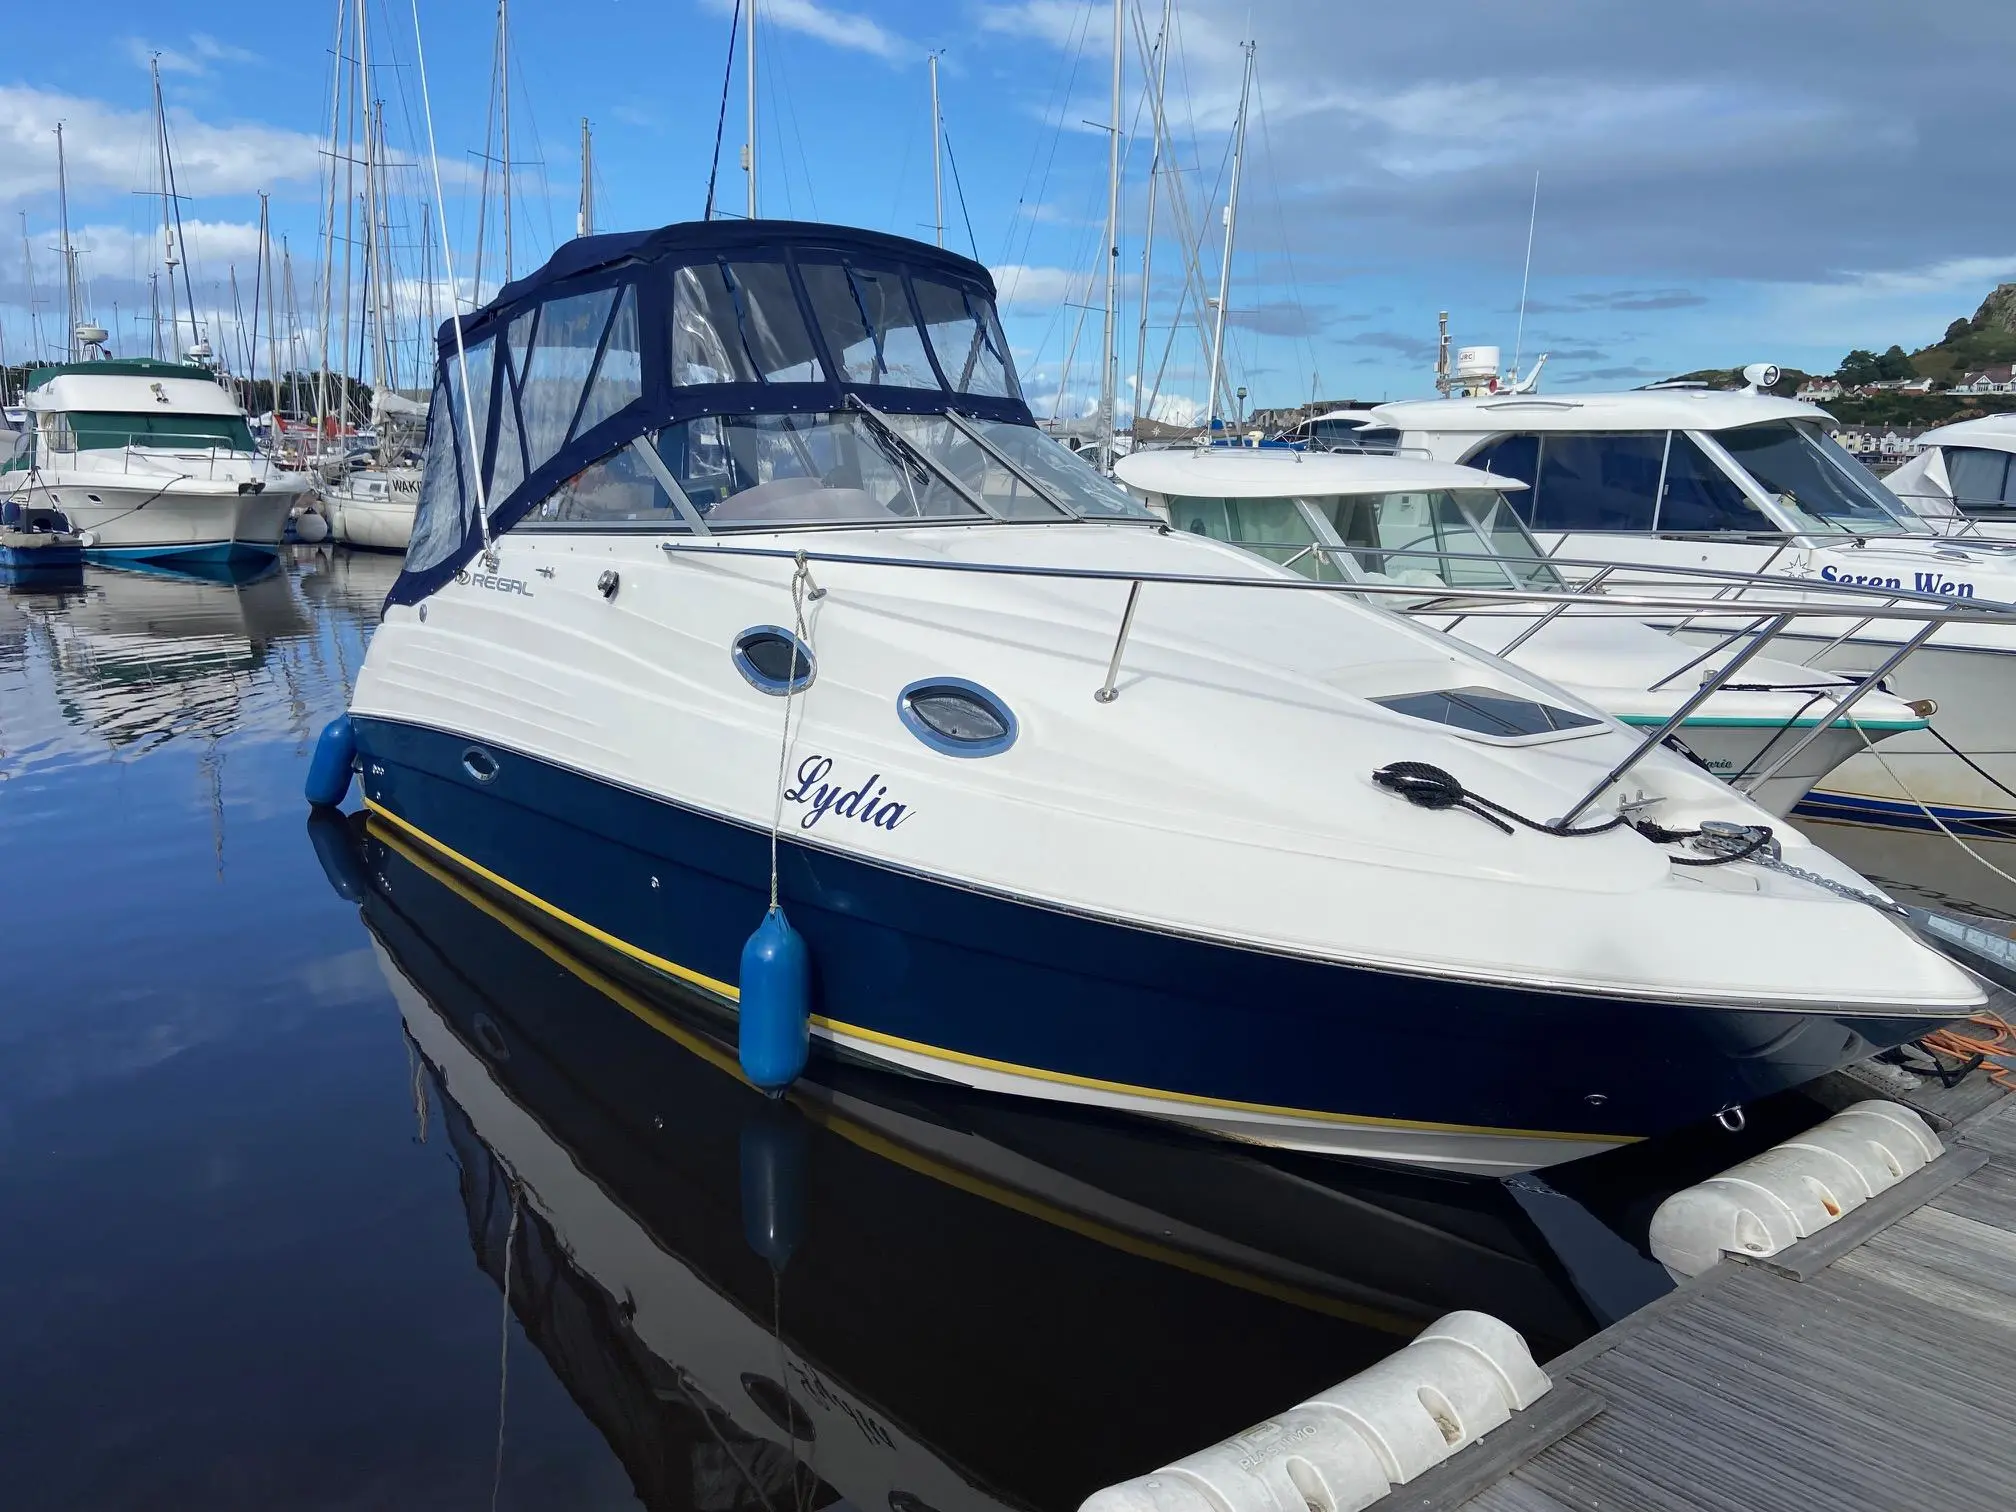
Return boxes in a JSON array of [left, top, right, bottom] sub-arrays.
[[351, 716, 1957, 1145]]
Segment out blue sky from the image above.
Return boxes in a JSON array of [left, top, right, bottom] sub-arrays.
[[4, 0, 2015, 421]]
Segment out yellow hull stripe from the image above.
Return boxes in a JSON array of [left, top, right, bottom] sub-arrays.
[[372, 818, 1421, 1330], [362, 796, 1634, 1147]]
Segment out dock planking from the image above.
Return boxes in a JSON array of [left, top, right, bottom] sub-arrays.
[[1388, 1086, 2016, 1512]]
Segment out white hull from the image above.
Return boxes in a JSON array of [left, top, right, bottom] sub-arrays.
[[5, 468, 304, 557], [323, 471, 417, 552]]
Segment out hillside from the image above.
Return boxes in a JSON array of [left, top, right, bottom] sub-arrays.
[[1664, 283, 2016, 426]]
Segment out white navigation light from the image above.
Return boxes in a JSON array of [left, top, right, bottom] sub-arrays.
[[1742, 362, 1781, 392]]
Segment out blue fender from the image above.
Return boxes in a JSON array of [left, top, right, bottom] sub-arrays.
[[304, 714, 357, 808], [738, 905, 811, 1093]]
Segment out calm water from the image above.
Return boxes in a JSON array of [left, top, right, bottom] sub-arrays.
[[0, 550, 1966, 1510]]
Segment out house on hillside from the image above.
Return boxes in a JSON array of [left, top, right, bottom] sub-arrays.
[[1956, 364, 2016, 395], [1797, 378, 1843, 401]]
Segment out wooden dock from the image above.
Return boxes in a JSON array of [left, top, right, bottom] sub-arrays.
[[1388, 1077, 2016, 1512]]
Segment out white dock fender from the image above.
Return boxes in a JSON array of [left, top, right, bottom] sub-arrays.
[[1648, 1099, 1944, 1278], [1077, 1311, 1550, 1512]]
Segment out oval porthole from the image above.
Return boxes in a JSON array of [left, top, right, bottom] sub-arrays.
[[898, 678, 1017, 758], [733, 625, 816, 695], [461, 746, 500, 783]]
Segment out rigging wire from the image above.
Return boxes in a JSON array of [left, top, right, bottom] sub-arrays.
[[704, 0, 744, 220], [941, 126, 981, 261]]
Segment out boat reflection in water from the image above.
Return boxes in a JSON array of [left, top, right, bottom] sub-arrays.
[[318, 809, 1627, 1512]]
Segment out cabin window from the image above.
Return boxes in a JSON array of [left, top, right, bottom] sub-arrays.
[[912, 277, 1019, 398], [1947, 447, 2016, 510], [672, 260, 822, 386], [1656, 432, 1768, 531], [733, 626, 816, 694], [1171, 495, 1339, 579], [1531, 434, 1663, 531], [518, 287, 616, 473], [488, 312, 537, 505], [800, 263, 937, 388], [898, 678, 1018, 757], [1464, 433, 1539, 488], [58, 411, 256, 452], [1372, 685, 1602, 742], [569, 286, 643, 441]]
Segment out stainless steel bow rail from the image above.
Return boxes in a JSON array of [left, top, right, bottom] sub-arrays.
[[657, 537, 2016, 825]]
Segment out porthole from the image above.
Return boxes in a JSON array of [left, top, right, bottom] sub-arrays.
[[732, 625, 816, 695], [898, 678, 1017, 758]]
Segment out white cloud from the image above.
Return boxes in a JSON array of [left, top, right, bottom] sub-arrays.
[[121, 33, 264, 77], [0, 85, 322, 203], [991, 262, 1094, 309], [698, 0, 908, 63]]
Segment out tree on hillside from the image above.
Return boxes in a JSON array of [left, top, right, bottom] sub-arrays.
[[1876, 344, 1914, 381], [1838, 349, 1881, 384], [1947, 318, 1973, 343]]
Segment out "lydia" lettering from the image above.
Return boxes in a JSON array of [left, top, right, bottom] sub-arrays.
[[784, 755, 912, 831]]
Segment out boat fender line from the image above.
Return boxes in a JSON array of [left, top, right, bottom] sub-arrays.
[[1078, 1311, 1551, 1512], [1648, 1100, 1944, 1279], [1371, 760, 1777, 865], [305, 807, 370, 903], [741, 553, 818, 1094], [740, 1097, 810, 1270], [304, 714, 357, 808]]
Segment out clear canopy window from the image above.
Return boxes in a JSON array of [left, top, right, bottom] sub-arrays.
[[911, 277, 1019, 398], [1655, 431, 1768, 532], [800, 263, 938, 388], [1715, 421, 1926, 535], [671, 260, 821, 385]]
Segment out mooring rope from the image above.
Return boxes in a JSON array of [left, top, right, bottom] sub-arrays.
[[766, 554, 817, 911]]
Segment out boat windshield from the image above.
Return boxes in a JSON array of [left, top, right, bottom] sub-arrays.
[[1714, 421, 1929, 536], [1313, 489, 1565, 590], [884, 414, 1153, 519], [50, 411, 256, 453], [542, 411, 1162, 530]]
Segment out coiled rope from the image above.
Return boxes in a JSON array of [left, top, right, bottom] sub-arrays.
[[1922, 1012, 2016, 1090], [1371, 761, 1775, 866]]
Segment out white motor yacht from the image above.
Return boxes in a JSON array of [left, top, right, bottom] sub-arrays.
[[0, 358, 312, 565], [1883, 413, 2016, 536], [1375, 385, 2016, 835], [1114, 446, 1927, 816], [330, 223, 1978, 1175]]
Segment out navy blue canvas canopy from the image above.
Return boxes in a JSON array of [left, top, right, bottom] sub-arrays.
[[390, 220, 1034, 607]]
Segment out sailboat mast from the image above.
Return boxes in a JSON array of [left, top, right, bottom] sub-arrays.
[[578, 118, 594, 238], [263, 195, 280, 415], [315, 0, 348, 449], [1098, 0, 1121, 470], [1205, 41, 1254, 430], [929, 53, 944, 249], [745, 0, 758, 217], [151, 58, 201, 356], [56, 123, 78, 360], [500, 0, 514, 283], [338, 0, 361, 429], [21, 214, 45, 362], [1133, 0, 1172, 440]]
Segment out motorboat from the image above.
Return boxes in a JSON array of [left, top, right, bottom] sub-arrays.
[[0, 357, 313, 565], [1374, 386, 2016, 835], [1883, 413, 2016, 537], [336, 221, 1979, 1174], [1114, 446, 1927, 816], [318, 805, 1640, 1509]]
